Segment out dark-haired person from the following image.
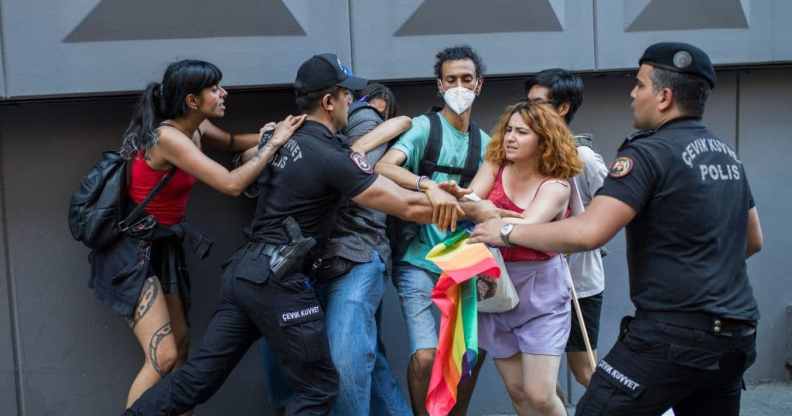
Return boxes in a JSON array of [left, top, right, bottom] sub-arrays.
[[258, 82, 414, 415], [471, 43, 762, 416], [315, 82, 413, 415], [526, 69, 608, 391], [89, 59, 304, 413], [376, 45, 490, 416], [125, 53, 438, 416]]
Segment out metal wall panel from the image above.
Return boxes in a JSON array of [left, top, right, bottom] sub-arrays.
[[0, 10, 6, 99], [1, 0, 351, 97], [350, 0, 595, 80], [0, 123, 20, 416], [596, 0, 778, 70], [737, 68, 792, 382], [771, 1, 792, 62]]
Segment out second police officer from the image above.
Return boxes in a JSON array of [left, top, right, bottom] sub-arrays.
[[471, 42, 763, 415]]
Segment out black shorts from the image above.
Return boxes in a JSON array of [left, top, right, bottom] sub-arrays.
[[566, 292, 603, 352]]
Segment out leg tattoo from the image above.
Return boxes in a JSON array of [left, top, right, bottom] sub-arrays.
[[131, 277, 159, 329], [149, 322, 173, 376]]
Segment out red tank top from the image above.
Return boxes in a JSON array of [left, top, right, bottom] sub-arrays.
[[487, 167, 568, 262], [128, 152, 196, 225]]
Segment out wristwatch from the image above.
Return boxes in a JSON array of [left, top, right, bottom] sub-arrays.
[[499, 223, 514, 246]]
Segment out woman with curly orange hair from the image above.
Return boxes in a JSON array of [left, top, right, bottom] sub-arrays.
[[449, 101, 582, 415]]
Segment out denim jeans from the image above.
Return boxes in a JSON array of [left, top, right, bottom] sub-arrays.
[[261, 250, 411, 415]]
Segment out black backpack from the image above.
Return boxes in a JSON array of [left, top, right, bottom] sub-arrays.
[[68, 151, 173, 250], [418, 112, 481, 186], [388, 112, 482, 261]]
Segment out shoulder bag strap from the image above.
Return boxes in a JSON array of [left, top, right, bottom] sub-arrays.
[[118, 167, 176, 229]]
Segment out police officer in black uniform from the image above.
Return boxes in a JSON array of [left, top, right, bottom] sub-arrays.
[[469, 42, 764, 415], [125, 53, 435, 416]]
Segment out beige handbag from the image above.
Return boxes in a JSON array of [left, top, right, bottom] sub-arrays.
[[477, 247, 519, 313]]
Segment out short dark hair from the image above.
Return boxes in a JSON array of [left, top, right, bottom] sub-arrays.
[[524, 68, 584, 124], [357, 83, 398, 119], [434, 45, 485, 80], [649, 67, 710, 117], [295, 86, 343, 113]]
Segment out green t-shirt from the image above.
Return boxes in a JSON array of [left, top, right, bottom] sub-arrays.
[[391, 113, 491, 273]]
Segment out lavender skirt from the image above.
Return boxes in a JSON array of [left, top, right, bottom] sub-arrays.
[[478, 255, 572, 358]]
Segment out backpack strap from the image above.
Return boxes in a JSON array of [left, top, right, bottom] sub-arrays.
[[417, 112, 482, 187], [118, 168, 176, 231], [418, 112, 444, 179], [460, 121, 481, 187]]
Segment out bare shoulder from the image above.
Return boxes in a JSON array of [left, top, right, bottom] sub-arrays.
[[157, 126, 198, 148], [153, 126, 203, 167], [540, 179, 571, 198]]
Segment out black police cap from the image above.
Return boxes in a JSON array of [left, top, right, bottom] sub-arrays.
[[639, 42, 716, 88], [294, 53, 367, 94]]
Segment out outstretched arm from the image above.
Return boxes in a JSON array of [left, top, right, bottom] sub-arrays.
[[470, 195, 636, 253], [158, 115, 304, 196], [352, 175, 434, 224], [351, 116, 412, 154], [199, 119, 278, 152], [376, 148, 464, 231]]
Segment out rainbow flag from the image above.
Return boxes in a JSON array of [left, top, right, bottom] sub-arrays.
[[424, 229, 501, 416]]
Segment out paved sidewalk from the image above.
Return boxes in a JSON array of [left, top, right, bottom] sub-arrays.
[[484, 381, 792, 416], [740, 382, 792, 416]]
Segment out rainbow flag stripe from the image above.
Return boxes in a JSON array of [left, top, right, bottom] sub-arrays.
[[425, 230, 501, 416]]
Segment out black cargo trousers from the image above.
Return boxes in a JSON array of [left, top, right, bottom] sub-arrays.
[[575, 311, 756, 416], [127, 242, 338, 416]]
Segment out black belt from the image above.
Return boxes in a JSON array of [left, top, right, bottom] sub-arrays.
[[636, 310, 756, 337]]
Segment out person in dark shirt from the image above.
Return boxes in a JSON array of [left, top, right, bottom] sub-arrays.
[[314, 83, 414, 415], [125, 53, 435, 416], [470, 42, 763, 416], [258, 83, 415, 415]]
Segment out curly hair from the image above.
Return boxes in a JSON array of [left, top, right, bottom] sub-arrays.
[[434, 45, 485, 79], [485, 102, 582, 179]]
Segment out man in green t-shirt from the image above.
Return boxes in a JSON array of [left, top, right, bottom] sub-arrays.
[[376, 45, 491, 416]]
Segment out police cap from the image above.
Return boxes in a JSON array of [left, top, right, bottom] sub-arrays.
[[295, 53, 367, 94], [639, 42, 715, 88]]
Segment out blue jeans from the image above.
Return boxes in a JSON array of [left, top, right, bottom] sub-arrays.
[[392, 263, 439, 354], [261, 250, 411, 415]]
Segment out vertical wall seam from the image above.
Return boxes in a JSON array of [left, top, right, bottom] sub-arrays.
[[0, 110, 24, 415], [0, 0, 9, 97], [592, 0, 599, 69], [347, 0, 356, 73], [735, 71, 741, 156]]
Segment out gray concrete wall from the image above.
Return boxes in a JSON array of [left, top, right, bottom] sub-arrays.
[[736, 68, 792, 383], [0, 115, 20, 416], [1, 0, 792, 97], [0, 67, 790, 415]]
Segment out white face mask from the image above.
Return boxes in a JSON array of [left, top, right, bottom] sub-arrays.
[[442, 86, 477, 114]]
